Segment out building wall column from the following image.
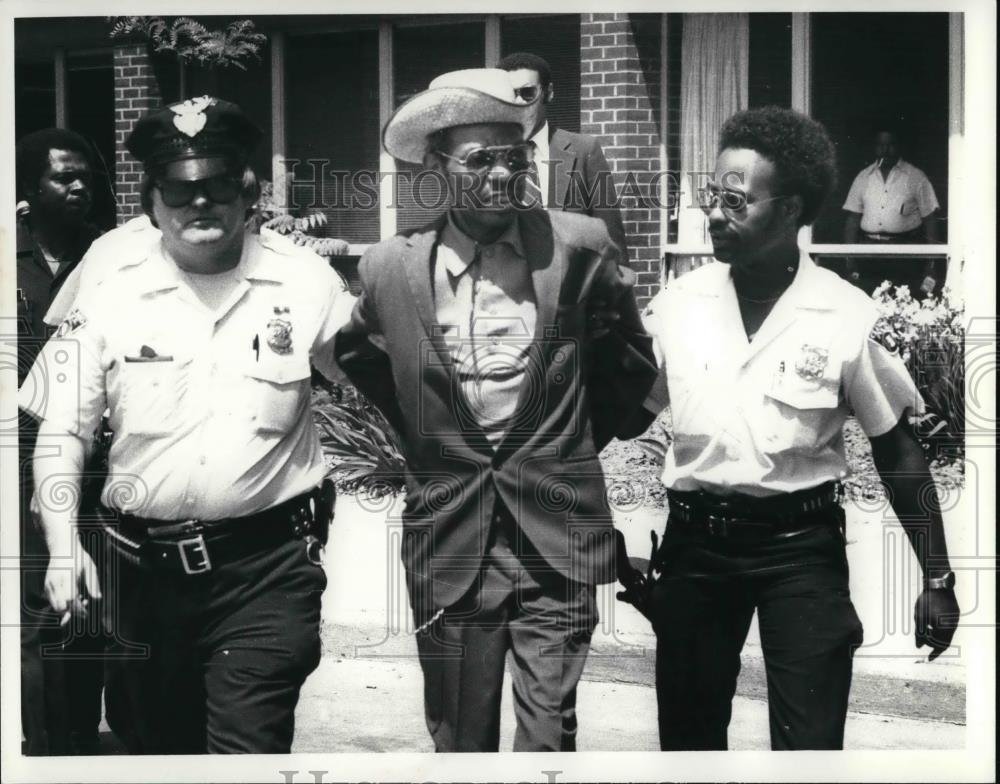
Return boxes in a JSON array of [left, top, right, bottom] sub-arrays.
[[580, 13, 663, 308], [113, 44, 162, 224]]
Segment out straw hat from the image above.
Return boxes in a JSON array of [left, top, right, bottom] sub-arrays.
[[382, 68, 537, 164]]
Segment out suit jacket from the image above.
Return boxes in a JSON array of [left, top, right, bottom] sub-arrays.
[[335, 209, 657, 626], [548, 129, 629, 264]]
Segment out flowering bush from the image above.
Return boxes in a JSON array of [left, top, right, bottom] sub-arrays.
[[869, 282, 965, 466]]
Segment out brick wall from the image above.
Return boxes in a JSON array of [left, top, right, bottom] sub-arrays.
[[113, 45, 162, 224], [580, 13, 663, 308]]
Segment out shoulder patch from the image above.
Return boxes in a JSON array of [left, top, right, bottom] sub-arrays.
[[54, 308, 87, 337]]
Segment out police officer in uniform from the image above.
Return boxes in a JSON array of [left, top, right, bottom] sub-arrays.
[[20, 96, 353, 754], [640, 107, 960, 750]]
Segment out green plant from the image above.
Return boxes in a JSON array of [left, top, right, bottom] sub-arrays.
[[249, 180, 350, 258], [870, 282, 965, 465], [311, 383, 406, 498], [109, 16, 266, 70]]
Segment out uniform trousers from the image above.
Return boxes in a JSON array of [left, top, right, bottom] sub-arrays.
[[113, 532, 326, 754], [415, 505, 599, 752], [651, 510, 864, 750]]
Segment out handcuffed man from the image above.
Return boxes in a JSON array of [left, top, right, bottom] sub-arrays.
[[335, 68, 657, 751]]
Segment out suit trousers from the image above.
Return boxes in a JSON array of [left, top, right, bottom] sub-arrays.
[[651, 512, 864, 750], [415, 505, 599, 752], [113, 533, 325, 754]]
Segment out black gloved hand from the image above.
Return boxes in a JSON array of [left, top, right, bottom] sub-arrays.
[[615, 529, 660, 621], [914, 588, 960, 661]]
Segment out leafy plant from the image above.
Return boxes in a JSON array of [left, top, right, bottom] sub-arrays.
[[311, 383, 406, 498], [109, 16, 266, 70], [870, 282, 965, 466], [249, 180, 350, 258]]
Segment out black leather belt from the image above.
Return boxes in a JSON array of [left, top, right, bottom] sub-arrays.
[[109, 491, 315, 575], [666, 482, 841, 539]]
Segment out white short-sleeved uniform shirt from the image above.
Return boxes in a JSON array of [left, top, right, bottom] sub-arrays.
[[44, 215, 161, 327], [842, 160, 939, 235], [643, 252, 923, 497], [20, 231, 355, 520]]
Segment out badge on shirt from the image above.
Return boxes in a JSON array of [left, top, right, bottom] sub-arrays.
[[54, 308, 87, 338], [795, 344, 829, 382], [266, 306, 293, 355]]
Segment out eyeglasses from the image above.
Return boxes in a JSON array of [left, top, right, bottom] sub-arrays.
[[697, 186, 789, 215], [512, 85, 541, 103], [437, 144, 535, 172], [156, 175, 243, 208]]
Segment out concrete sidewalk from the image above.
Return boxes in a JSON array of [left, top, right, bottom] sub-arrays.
[[291, 622, 964, 753], [316, 488, 976, 747]]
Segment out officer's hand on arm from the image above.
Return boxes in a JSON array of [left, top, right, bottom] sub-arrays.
[[33, 422, 102, 623], [869, 417, 959, 660]]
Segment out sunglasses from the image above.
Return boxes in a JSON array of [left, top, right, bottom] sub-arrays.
[[156, 175, 243, 208], [698, 186, 788, 215], [512, 85, 541, 103], [437, 144, 534, 172]]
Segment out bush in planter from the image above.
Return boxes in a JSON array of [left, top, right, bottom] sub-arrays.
[[869, 281, 965, 467], [311, 381, 406, 498], [249, 180, 351, 258]]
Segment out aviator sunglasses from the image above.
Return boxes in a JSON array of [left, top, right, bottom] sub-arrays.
[[156, 174, 243, 208], [436, 143, 535, 173], [512, 85, 542, 103], [698, 185, 789, 215]]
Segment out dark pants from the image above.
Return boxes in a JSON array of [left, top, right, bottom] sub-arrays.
[[415, 508, 599, 752], [20, 557, 107, 755], [20, 420, 106, 756], [113, 534, 326, 754], [651, 513, 864, 750]]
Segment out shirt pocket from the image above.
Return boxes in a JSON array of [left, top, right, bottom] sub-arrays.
[[244, 355, 312, 434], [762, 376, 840, 452], [899, 195, 920, 217], [117, 355, 194, 436]]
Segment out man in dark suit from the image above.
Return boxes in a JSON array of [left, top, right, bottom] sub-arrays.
[[335, 68, 657, 752], [499, 52, 629, 261], [15, 128, 105, 755]]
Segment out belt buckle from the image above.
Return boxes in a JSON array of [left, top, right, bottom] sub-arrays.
[[706, 513, 729, 538], [178, 533, 212, 574]]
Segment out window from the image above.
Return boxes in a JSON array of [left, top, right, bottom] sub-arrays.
[[68, 52, 116, 229], [810, 13, 950, 245], [501, 14, 581, 135], [393, 21, 486, 232], [286, 29, 381, 244], [186, 48, 273, 188], [664, 13, 792, 248]]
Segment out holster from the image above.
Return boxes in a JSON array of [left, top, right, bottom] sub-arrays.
[[310, 477, 336, 546]]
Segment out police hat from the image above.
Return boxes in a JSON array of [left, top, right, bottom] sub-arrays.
[[126, 96, 261, 181]]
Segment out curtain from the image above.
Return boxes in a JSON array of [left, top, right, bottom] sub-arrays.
[[678, 14, 749, 248]]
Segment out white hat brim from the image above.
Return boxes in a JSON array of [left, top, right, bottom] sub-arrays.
[[383, 86, 536, 164]]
